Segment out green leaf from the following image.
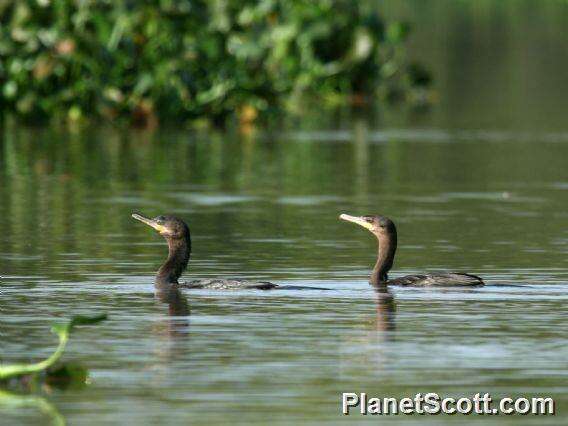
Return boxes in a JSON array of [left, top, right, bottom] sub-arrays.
[[0, 314, 107, 381]]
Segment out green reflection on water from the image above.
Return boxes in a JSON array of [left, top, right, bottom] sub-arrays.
[[1, 122, 567, 282], [2, 125, 567, 424]]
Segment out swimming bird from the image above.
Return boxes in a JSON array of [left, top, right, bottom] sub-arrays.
[[132, 213, 278, 289], [340, 214, 484, 287]]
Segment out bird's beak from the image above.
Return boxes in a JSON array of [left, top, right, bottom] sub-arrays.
[[132, 213, 167, 234], [339, 213, 374, 231]]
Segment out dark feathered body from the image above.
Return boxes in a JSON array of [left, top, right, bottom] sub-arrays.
[[387, 272, 484, 287], [340, 213, 485, 287], [156, 229, 191, 285], [181, 279, 278, 290], [133, 213, 279, 290]]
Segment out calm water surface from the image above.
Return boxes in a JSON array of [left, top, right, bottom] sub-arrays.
[[1, 123, 567, 425]]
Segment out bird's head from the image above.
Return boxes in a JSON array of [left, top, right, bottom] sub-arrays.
[[339, 213, 396, 238], [132, 213, 190, 240]]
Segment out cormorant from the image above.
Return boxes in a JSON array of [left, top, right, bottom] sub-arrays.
[[132, 213, 278, 289], [340, 214, 484, 287]]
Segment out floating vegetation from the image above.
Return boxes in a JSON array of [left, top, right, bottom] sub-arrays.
[[0, 314, 107, 382], [0, 1, 430, 125], [0, 314, 106, 425]]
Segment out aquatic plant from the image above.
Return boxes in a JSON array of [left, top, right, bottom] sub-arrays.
[[0, 314, 107, 381], [0, 0, 430, 125], [0, 389, 65, 426], [0, 314, 105, 426]]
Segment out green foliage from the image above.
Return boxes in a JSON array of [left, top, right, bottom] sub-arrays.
[[0, 0, 428, 124], [0, 314, 107, 381]]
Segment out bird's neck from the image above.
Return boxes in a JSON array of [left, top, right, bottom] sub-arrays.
[[157, 235, 191, 285], [370, 232, 397, 286]]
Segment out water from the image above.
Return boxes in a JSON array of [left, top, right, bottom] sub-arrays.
[[2, 1, 568, 424], [1, 124, 567, 424]]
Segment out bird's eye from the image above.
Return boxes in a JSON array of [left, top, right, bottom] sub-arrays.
[[156, 215, 166, 222]]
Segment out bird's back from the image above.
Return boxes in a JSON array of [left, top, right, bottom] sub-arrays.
[[180, 279, 278, 290], [388, 273, 484, 287]]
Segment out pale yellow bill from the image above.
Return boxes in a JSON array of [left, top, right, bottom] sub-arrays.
[[132, 213, 167, 233], [339, 213, 374, 231]]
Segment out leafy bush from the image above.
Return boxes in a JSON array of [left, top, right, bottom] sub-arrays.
[[0, 0, 429, 124]]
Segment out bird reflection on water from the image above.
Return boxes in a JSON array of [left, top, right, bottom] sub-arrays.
[[154, 283, 190, 339], [372, 284, 396, 335], [155, 284, 190, 317]]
